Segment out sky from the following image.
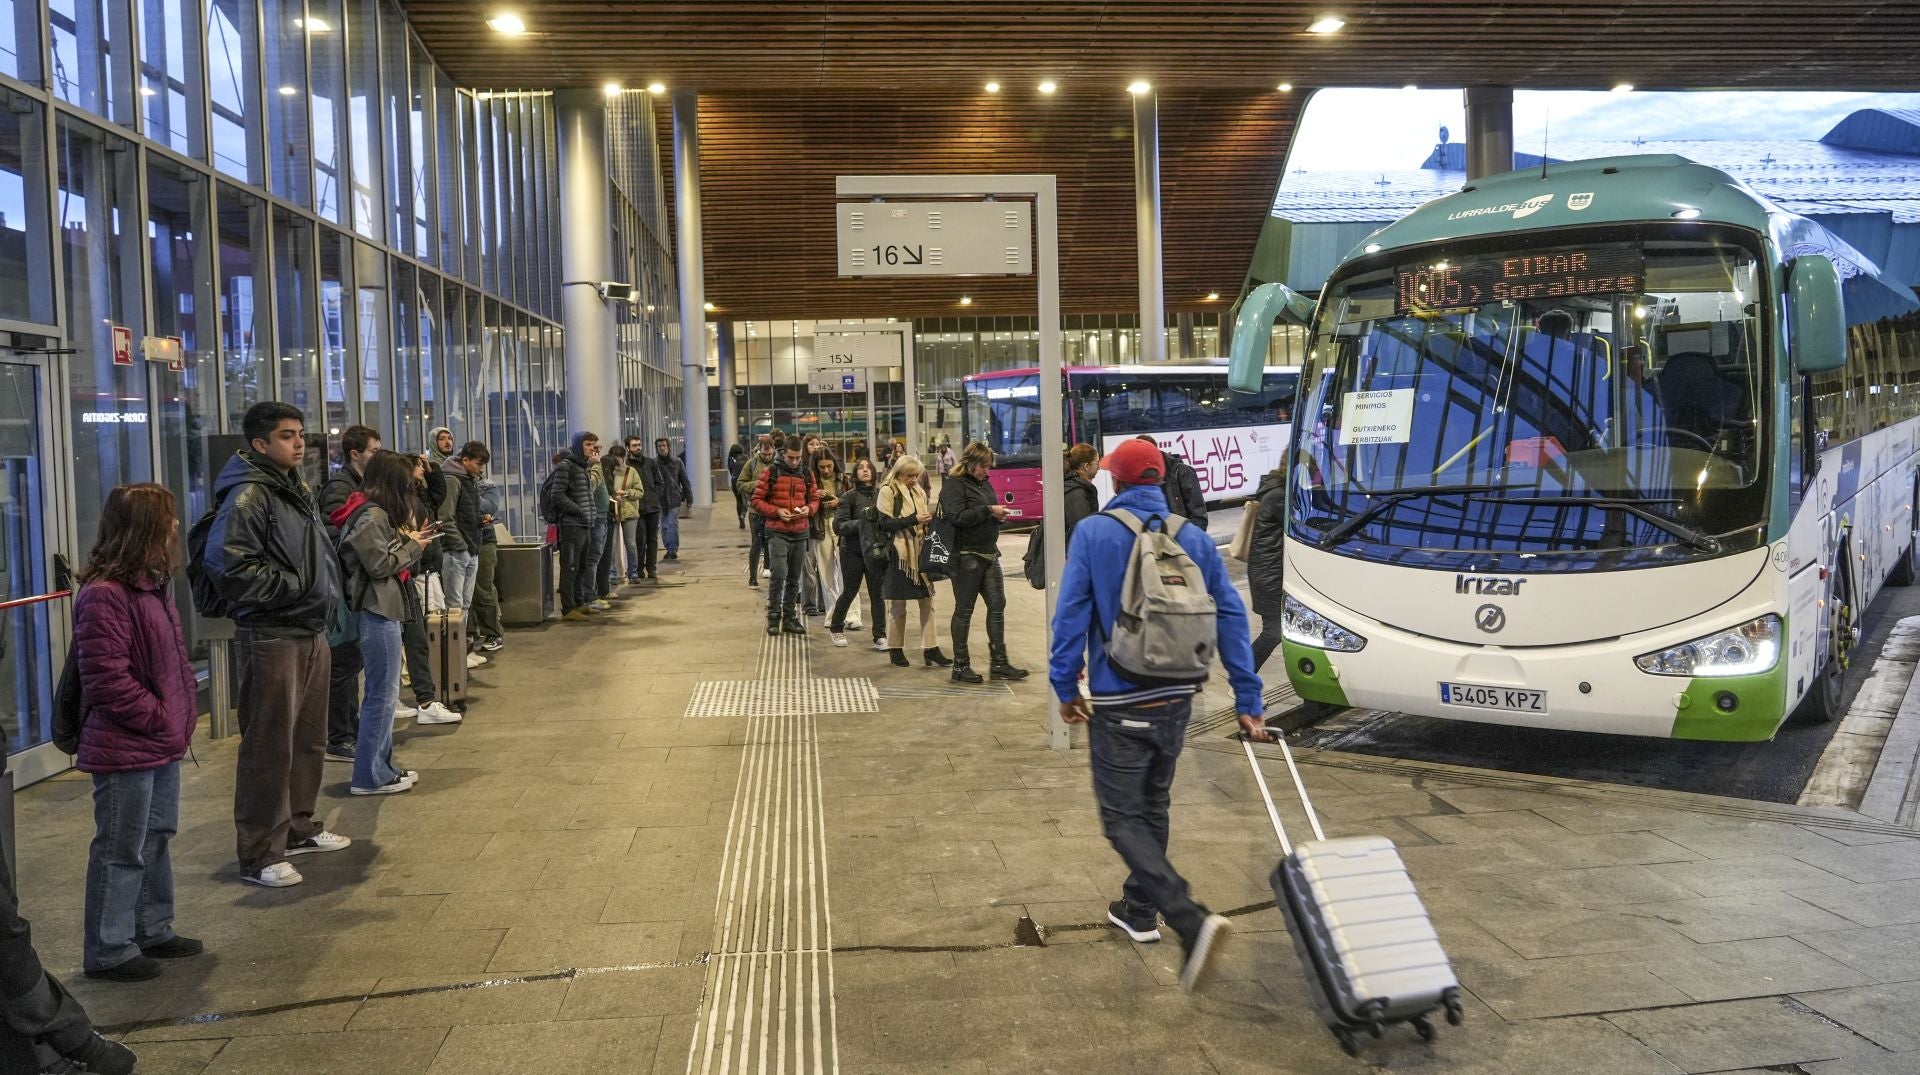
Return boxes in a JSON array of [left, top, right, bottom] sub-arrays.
[[1286, 89, 1920, 173]]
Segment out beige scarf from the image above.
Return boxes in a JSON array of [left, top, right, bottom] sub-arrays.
[[880, 480, 931, 584]]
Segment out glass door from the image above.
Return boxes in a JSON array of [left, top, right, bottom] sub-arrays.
[[0, 356, 75, 787]]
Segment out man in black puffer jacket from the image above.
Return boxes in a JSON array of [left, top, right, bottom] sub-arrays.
[[201, 401, 349, 888], [938, 442, 1028, 684], [1247, 467, 1287, 670], [551, 432, 601, 620]]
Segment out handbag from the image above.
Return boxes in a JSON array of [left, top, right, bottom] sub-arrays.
[[1228, 499, 1260, 562], [51, 645, 83, 754], [920, 510, 956, 582], [1022, 527, 1046, 590]]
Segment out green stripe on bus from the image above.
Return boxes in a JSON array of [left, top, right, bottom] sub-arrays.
[[1670, 662, 1789, 742], [1281, 640, 1351, 708]]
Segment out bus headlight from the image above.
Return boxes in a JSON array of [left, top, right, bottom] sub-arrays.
[[1634, 614, 1781, 677], [1283, 594, 1368, 653]]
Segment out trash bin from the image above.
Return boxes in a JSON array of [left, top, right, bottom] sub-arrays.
[[496, 542, 554, 627]]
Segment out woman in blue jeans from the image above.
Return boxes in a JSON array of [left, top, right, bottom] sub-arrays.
[[335, 451, 434, 796], [73, 483, 203, 983]]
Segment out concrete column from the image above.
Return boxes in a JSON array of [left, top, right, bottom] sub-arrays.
[[1132, 90, 1166, 363], [1464, 86, 1515, 181], [672, 91, 714, 506], [715, 320, 739, 455], [555, 90, 621, 443]]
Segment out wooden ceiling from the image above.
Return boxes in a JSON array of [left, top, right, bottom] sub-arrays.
[[401, 1, 1920, 319]]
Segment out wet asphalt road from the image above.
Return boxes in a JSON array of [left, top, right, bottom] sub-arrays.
[[1287, 579, 1920, 804]]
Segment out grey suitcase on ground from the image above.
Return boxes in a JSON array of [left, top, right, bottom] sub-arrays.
[[427, 603, 469, 709], [1243, 738, 1462, 1055]]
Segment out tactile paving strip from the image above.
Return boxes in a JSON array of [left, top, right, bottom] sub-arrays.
[[684, 677, 879, 719]]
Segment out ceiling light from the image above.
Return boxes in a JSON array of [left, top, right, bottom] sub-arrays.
[[647, 82, 666, 95], [703, 302, 717, 311], [278, 85, 298, 96], [1037, 80, 1057, 95], [959, 295, 973, 306], [295, 16, 330, 32], [602, 82, 621, 97], [1276, 82, 1293, 93], [486, 12, 526, 35], [1127, 80, 1152, 95], [1612, 82, 1634, 93], [1206, 292, 1221, 301], [984, 81, 1000, 94], [1306, 15, 1345, 34]]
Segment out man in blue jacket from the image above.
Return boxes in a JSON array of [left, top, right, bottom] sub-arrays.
[[1049, 438, 1273, 995]]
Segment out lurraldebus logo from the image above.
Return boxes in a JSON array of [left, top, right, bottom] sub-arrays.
[[1445, 193, 1557, 222], [1511, 194, 1554, 219]]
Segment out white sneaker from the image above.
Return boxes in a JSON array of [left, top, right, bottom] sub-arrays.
[[761, 568, 772, 578], [242, 862, 303, 888], [830, 632, 848, 647], [285, 830, 353, 856], [351, 776, 415, 796], [589, 599, 612, 612], [394, 702, 419, 719], [873, 638, 889, 652], [415, 702, 463, 725], [465, 652, 487, 668]]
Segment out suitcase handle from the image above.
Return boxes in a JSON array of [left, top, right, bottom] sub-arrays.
[[1241, 735, 1326, 848]]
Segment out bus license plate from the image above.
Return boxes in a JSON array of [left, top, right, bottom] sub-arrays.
[[1439, 682, 1547, 714]]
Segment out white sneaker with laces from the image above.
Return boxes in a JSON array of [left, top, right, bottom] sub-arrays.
[[465, 652, 487, 668], [242, 862, 303, 888], [830, 632, 848, 647], [394, 702, 419, 719], [872, 638, 889, 652], [415, 702, 463, 724], [351, 776, 415, 796], [285, 830, 353, 856]]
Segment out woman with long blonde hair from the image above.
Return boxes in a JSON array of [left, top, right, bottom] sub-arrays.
[[876, 455, 950, 668]]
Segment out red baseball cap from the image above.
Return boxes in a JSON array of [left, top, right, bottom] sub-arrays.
[[1102, 439, 1165, 485]]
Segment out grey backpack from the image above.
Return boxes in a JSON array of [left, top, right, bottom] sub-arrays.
[[1100, 509, 1218, 686]]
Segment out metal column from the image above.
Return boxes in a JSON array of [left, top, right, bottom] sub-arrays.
[[716, 320, 739, 456], [1132, 90, 1166, 363], [1464, 86, 1516, 181], [555, 89, 621, 441], [672, 91, 715, 506]]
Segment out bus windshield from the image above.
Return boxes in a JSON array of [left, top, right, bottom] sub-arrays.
[[964, 374, 1044, 464], [1290, 228, 1770, 568]]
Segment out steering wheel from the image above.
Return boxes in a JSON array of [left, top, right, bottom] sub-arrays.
[[1633, 426, 1715, 452]]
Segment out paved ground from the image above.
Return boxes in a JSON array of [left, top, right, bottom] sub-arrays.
[[14, 507, 1920, 1073]]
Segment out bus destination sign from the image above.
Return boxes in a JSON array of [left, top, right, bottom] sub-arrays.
[[1396, 248, 1643, 315]]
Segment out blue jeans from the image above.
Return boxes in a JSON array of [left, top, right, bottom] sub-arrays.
[[1087, 697, 1205, 944], [661, 508, 680, 553], [353, 614, 405, 791], [441, 550, 478, 610], [619, 517, 641, 581], [84, 763, 180, 971], [579, 519, 607, 606]]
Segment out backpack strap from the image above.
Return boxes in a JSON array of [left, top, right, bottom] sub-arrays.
[[1098, 508, 1184, 540]]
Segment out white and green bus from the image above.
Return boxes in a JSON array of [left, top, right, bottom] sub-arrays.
[[1230, 154, 1920, 741]]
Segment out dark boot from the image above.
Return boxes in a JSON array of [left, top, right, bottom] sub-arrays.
[[923, 646, 952, 668], [951, 664, 984, 684], [989, 644, 1030, 681], [782, 610, 806, 634], [888, 648, 909, 667], [766, 611, 781, 636]]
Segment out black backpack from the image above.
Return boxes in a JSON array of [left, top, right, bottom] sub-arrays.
[[51, 645, 83, 754], [185, 491, 233, 619], [539, 469, 562, 525]]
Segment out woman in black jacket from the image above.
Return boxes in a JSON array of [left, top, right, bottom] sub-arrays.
[[1248, 467, 1287, 670], [827, 458, 886, 648], [1063, 443, 1101, 543], [938, 442, 1027, 684]]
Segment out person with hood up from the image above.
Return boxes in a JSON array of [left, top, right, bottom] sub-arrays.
[[74, 483, 203, 984], [1136, 435, 1208, 527], [751, 433, 820, 635], [1246, 466, 1287, 670], [550, 432, 601, 621], [199, 402, 351, 889], [726, 443, 749, 529]]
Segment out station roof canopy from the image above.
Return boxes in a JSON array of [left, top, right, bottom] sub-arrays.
[[400, 1, 1920, 320]]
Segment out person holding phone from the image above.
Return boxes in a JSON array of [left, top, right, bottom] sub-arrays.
[[938, 442, 1026, 684]]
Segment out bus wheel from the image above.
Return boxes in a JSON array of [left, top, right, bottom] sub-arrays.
[[1796, 596, 1856, 724]]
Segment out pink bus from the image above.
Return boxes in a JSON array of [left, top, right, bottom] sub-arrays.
[[960, 363, 1301, 521]]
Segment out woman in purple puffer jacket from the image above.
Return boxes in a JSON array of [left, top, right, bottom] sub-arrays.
[[74, 483, 203, 983]]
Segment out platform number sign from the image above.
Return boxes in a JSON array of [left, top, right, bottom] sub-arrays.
[[837, 200, 1032, 277]]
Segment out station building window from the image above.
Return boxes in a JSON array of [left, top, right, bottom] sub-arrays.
[[309, 0, 347, 223], [272, 205, 320, 422], [0, 92, 54, 326], [51, 0, 135, 128], [206, 0, 261, 183], [263, 0, 311, 206], [216, 182, 270, 427], [137, 0, 205, 157], [0, 0, 42, 84]]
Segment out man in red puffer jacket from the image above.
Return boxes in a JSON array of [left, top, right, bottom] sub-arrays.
[[751, 434, 820, 636]]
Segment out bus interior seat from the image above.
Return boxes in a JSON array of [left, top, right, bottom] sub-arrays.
[[1652, 350, 1746, 438]]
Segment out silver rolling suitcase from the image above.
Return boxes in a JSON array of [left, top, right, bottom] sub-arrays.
[[1242, 738, 1462, 1055]]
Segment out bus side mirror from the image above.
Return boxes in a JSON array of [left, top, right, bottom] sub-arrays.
[[1789, 255, 1847, 374], [1229, 283, 1316, 394]]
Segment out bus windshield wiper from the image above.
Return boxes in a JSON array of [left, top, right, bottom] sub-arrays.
[[1484, 494, 1722, 554], [1315, 483, 1510, 548]]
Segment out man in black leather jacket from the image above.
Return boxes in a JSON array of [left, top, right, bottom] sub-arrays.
[[203, 402, 350, 888], [938, 442, 1029, 684]]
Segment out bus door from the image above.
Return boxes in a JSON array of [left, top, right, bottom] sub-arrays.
[[0, 345, 78, 790]]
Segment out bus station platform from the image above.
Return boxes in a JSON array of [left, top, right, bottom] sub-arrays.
[[14, 509, 1920, 1074]]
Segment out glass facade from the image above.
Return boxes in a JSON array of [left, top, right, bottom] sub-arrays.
[[2, 0, 583, 666], [607, 89, 683, 451]]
